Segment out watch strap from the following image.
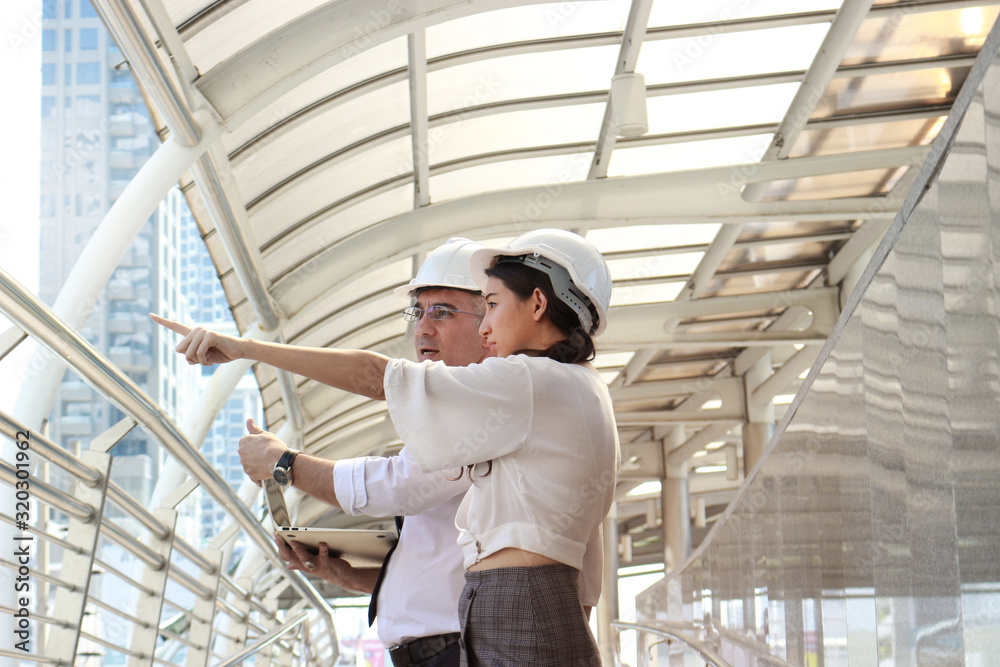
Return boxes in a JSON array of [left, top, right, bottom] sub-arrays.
[[276, 449, 300, 472]]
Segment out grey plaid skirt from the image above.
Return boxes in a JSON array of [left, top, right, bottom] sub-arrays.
[[457, 564, 601, 666]]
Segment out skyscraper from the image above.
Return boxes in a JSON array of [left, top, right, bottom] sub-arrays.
[[39, 0, 259, 535]]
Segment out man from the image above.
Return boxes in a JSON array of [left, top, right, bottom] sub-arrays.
[[156, 239, 489, 667]]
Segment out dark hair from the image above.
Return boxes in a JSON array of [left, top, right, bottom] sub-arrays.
[[484, 260, 597, 364]]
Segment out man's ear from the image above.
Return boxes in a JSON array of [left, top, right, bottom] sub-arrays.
[[531, 288, 549, 322]]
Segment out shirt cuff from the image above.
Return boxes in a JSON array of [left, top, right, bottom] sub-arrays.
[[332, 458, 368, 515]]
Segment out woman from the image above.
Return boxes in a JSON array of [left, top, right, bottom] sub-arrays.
[[383, 229, 618, 665], [153, 229, 618, 666]]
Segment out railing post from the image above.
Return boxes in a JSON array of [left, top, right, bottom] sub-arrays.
[[42, 450, 111, 663], [185, 546, 224, 667], [129, 479, 196, 665], [225, 575, 255, 656]]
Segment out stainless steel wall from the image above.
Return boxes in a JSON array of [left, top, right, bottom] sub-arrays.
[[635, 35, 1000, 667]]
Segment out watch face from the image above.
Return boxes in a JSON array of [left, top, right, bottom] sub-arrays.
[[273, 468, 290, 487]]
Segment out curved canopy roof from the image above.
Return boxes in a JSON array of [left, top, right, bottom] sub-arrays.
[[105, 0, 999, 554]]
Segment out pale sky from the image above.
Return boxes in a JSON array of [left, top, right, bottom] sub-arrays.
[[0, 0, 42, 410]]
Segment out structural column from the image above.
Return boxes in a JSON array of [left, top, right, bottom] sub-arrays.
[[596, 511, 619, 665], [662, 426, 691, 572], [742, 353, 775, 474]]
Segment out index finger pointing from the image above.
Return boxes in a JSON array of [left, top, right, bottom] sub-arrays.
[[150, 313, 193, 337]]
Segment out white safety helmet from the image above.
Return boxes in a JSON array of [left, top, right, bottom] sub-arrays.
[[394, 238, 487, 298], [470, 229, 612, 336]]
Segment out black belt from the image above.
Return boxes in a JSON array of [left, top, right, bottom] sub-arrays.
[[388, 632, 460, 667]]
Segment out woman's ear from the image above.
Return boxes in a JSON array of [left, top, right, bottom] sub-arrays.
[[530, 288, 548, 322]]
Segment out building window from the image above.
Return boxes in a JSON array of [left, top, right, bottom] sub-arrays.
[[42, 29, 56, 52], [41, 96, 56, 119], [80, 0, 98, 18], [80, 28, 98, 50], [64, 29, 72, 51], [65, 63, 72, 85], [77, 62, 101, 85], [42, 0, 58, 19], [41, 63, 56, 86], [40, 195, 56, 218], [65, 0, 72, 18], [75, 94, 101, 117]]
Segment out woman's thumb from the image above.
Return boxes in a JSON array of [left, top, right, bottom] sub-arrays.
[[247, 418, 263, 434]]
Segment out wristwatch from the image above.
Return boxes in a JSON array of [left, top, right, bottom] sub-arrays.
[[272, 449, 301, 488]]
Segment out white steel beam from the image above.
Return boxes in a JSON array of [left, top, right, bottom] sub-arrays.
[[10, 121, 218, 433], [616, 408, 743, 425], [611, 377, 744, 404], [408, 31, 431, 208], [197, 0, 563, 127], [256, 142, 920, 255], [588, 0, 654, 179], [235, 63, 952, 174], [92, 0, 201, 146], [604, 287, 839, 340], [742, 0, 876, 201], [268, 159, 900, 318], [826, 218, 893, 286], [666, 423, 738, 466], [0, 325, 26, 362], [752, 345, 822, 407], [98, 0, 306, 431], [202, 0, 987, 129]]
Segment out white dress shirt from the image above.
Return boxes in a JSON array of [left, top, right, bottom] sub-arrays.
[[384, 355, 620, 607], [334, 447, 471, 647]]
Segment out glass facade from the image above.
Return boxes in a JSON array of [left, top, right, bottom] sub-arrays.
[[635, 44, 1000, 666]]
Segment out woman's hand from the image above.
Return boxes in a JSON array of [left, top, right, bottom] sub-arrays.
[[150, 313, 244, 366]]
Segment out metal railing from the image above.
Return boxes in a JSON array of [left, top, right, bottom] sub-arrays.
[[613, 620, 731, 667], [0, 267, 336, 664]]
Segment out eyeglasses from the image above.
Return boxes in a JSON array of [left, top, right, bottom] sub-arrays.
[[402, 305, 484, 322]]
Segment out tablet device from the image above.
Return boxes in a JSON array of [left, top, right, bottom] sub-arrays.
[[264, 480, 396, 568]]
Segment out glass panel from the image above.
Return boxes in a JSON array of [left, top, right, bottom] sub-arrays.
[[722, 242, 840, 272], [841, 7, 1000, 66], [185, 0, 331, 72], [287, 258, 414, 344], [588, 223, 723, 251], [429, 152, 591, 202], [813, 68, 969, 119], [234, 82, 411, 203], [609, 281, 685, 306], [648, 0, 840, 28], [608, 134, 772, 177], [426, 45, 619, 115], [250, 136, 412, 245], [736, 219, 858, 242], [223, 38, 409, 154], [426, 1, 630, 58], [759, 167, 904, 201], [593, 351, 635, 369], [704, 268, 820, 297], [428, 104, 605, 166], [639, 25, 828, 85], [607, 251, 705, 280], [260, 185, 412, 281], [789, 116, 945, 158], [641, 357, 731, 382], [644, 83, 799, 135]]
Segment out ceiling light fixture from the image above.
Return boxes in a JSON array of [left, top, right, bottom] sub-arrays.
[[611, 72, 648, 137]]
